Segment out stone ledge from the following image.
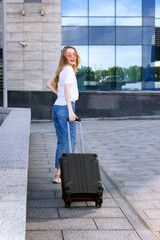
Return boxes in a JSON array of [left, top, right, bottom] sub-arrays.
[[0, 107, 31, 240], [0, 108, 10, 125]]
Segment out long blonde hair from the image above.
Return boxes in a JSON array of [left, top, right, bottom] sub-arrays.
[[53, 46, 80, 91]]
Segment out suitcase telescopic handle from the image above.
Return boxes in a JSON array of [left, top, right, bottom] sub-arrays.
[[67, 118, 81, 122], [67, 118, 85, 153]]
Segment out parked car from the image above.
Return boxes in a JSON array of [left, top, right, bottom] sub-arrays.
[[99, 75, 126, 90]]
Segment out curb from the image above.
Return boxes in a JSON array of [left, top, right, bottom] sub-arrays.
[[31, 116, 160, 123]]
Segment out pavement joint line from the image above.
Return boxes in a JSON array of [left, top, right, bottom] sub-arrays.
[[61, 230, 64, 240], [100, 167, 159, 240], [31, 116, 160, 123], [93, 218, 98, 230]]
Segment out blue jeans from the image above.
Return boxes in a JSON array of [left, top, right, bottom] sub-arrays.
[[52, 102, 76, 168]]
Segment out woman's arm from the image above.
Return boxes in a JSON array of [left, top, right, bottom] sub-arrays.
[[64, 84, 77, 122], [46, 77, 58, 94]]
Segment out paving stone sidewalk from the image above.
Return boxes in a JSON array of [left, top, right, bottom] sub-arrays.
[[26, 120, 160, 240], [83, 119, 160, 239]]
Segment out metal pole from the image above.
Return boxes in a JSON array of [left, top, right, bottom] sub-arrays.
[[2, 0, 8, 108]]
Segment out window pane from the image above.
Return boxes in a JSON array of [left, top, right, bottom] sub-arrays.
[[143, 18, 155, 26], [156, 0, 160, 18], [142, 46, 155, 89], [62, 17, 88, 26], [89, 46, 116, 90], [116, 0, 142, 16], [155, 46, 160, 89], [62, 27, 88, 45], [116, 17, 142, 26], [143, 27, 155, 45], [143, 0, 155, 17], [89, 17, 115, 26], [62, 0, 88, 16], [89, 27, 115, 45], [155, 19, 160, 27], [116, 46, 142, 90], [89, 0, 115, 16], [116, 27, 142, 45]]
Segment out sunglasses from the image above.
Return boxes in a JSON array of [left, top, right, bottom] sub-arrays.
[[67, 53, 77, 58]]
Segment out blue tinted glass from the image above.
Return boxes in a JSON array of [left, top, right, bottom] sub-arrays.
[[143, 46, 155, 67], [116, 17, 142, 26], [142, 18, 155, 26], [62, 17, 88, 26], [116, 0, 142, 16], [89, 46, 115, 70], [142, 46, 155, 89], [155, 46, 160, 89], [62, 27, 88, 45], [116, 27, 142, 45], [143, 27, 155, 45], [62, 0, 88, 16], [89, 17, 115, 26], [143, 0, 155, 17], [155, 0, 160, 18], [116, 46, 142, 90], [89, 27, 115, 45], [89, 46, 116, 90], [89, 0, 115, 16]]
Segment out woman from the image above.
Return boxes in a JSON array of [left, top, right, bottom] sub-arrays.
[[47, 46, 80, 183]]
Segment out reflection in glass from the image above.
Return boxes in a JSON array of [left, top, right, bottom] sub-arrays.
[[62, 17, 88, 26], [116, 0, 142, 16], [142, 46, 155, 89], [155, 46, 160, 89], [116, 27, 142, 45], [116, 17, 142, 26], [143, 27, 155, 45], [143, 18, 155, 26], [62, 0, 88, 16], [89, 17, 115, 26], [89, 0, 115, 16], [143, 0, 155, 17], [156, 0, 160, 18], [155, 19, 160, 27], [89, 27, 115, 45], [62, 27, 88, 45], [89, 46, 116, 90], [116, 46, 142, 90]]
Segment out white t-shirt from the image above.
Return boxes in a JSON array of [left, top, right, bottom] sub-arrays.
[[54, 65, 79, 106]]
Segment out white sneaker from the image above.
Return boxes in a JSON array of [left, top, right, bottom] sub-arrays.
[[53, 174, 61, 183]]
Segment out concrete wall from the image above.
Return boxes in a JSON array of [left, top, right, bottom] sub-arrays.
[[6, 0, 61, 91], [5, 91, 160, 120], [0, 108, 10, 125]]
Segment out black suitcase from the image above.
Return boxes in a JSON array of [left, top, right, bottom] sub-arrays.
[[59, 119, 103, 208]]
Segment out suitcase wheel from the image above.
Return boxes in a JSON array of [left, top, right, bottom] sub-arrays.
[[65, 196, 71, 208], [96, 202, 102, 208], [95, 197, 102, 208], [65, 201, 71, 208]]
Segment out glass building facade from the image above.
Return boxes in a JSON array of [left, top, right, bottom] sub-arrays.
[[62, 0, 160, 91]]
